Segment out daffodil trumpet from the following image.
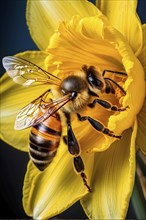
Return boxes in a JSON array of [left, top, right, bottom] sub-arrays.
[[2, 55, 128, 192]]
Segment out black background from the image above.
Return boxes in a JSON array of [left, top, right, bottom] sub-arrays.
[[0, 0, 146, 219]]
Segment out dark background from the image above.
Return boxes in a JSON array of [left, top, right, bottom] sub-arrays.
[[0, 0, 146, 219]]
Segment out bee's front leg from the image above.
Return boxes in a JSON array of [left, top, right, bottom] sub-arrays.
[[88, 98, 129, 112], [77, 113, 121, 139]]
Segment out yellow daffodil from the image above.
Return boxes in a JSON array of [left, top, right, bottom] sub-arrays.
[[0, 0, 146, 219]]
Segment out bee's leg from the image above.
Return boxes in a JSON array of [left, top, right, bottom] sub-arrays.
[[74, 156, 92, 192], [104, 78, 127, 95], [63, 135, 68, 145], [102, 70, 127, 95], [77, 113, 121, 139], [88, 98, 129, 112], [64, 111, 91, 192], [67, 121, 80, 155], [67, 123, 91, 192], [102, 70, 127, 77]]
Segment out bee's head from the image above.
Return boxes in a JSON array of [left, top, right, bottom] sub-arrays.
[[60, 75, 90, 112], [61, 75, 87, 97]]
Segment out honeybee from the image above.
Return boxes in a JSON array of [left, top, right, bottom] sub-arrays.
[[2, 56, 128, 192]]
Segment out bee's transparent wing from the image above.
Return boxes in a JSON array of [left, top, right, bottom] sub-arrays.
[[15, 91, 71, 130], [2, 56, 61, 86]]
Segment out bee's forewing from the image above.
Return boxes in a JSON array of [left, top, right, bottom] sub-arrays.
[[14, 93, 71, 130], [2, 56, 61, 86]]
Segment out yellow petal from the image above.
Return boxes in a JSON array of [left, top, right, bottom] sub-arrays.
[[26, 0, 99, 50], [46, 15, 145, 153], [0, 51, 49, 151], [46, 15, 123, 73], [23, 140, 95, 218], [136, 98, 146, 154], [81, 120, 137, 219], [96, 0, 143, 55], [138, 24, 146, 74]]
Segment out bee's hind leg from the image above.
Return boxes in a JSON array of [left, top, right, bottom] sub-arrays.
[[63, 135, 68, 145], [74, 156, 92, 192], [63, 111, 91, 192]]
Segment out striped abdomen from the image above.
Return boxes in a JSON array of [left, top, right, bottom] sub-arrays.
[[29, 113, 62, 171]]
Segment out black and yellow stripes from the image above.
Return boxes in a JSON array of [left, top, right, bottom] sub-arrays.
[[29, 113, 62, 171]]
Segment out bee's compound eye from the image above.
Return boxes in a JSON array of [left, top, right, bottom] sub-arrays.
[[88, 72, 104, 88]]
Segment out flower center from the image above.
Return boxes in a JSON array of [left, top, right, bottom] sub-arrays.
[[45, 15, 145, 152]]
